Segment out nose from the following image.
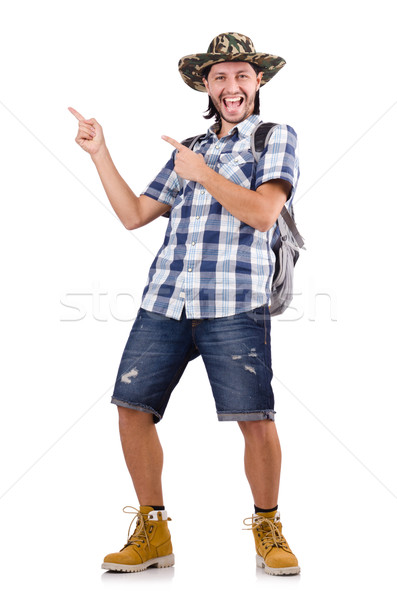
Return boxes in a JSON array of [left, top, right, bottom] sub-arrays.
[[223, 76, 240, 96]]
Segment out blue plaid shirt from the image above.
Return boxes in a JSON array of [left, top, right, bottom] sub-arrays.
[[140, 114, 299, 320]]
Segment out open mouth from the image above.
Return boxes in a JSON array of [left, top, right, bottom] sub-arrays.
[[222, 96, 244, 111]]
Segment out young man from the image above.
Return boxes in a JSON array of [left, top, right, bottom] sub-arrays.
[[69, 32, 300, 576]]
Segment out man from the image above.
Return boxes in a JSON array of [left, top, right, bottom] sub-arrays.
[[69, 32, 300, 576]]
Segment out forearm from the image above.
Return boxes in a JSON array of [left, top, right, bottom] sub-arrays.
[[199, 167, 276, 231], [91, 147, 140, 229], [161, 135, 289, 231]]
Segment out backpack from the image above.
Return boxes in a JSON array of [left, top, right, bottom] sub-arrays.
[[178, 122, 306, 316]]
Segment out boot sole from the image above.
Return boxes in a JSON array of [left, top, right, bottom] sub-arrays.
[[256, 554, 300, 576], [102, 553, 175, 573]]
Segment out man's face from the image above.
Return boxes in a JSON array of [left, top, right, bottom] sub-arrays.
[[203, 61, 263, 125]]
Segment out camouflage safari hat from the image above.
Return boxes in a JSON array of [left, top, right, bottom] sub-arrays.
[[178, 32, 286, 92]]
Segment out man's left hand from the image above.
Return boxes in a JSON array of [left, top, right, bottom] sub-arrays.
[[162, 135, 208, 183]]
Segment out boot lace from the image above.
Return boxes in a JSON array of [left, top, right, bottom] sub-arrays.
[[243, 514, 291, 552], [120, 506, 150, 550]]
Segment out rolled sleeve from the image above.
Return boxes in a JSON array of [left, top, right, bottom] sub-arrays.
[[141, 151, 181, 210], [255, 124, 300, 197]]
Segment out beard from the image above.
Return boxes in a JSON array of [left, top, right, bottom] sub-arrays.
[[210, 90, 257, 124]]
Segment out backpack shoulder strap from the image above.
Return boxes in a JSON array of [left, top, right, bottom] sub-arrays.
[[181, 133, 206, 150], [250, 122, 279, 162], [251, 122, 305, 248], [279, 206, 306, 249]]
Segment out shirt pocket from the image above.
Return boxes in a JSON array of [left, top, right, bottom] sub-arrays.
[[218, 151, 255, 188]]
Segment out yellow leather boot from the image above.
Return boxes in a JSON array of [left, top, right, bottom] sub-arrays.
[[243, 509, 300, 575], [102, 506, 174, 572]]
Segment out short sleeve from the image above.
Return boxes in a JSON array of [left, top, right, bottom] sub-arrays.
[[141, 150, 181, 209], [255, 124, 300, 197]]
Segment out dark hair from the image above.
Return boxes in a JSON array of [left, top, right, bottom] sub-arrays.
[[201, 62, 262, 126]]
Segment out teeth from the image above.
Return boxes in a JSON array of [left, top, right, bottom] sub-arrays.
[[224, 97, 242, 103]]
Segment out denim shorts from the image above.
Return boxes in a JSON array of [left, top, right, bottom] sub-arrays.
[[111, 305, 275, 423]]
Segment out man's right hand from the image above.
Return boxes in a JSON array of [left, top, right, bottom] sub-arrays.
[[68, 106, 106, 157]]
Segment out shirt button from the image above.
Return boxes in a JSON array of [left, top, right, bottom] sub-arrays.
[[196, 216, 200, 220], [188, 268, 192, 272], [234, 158, 239, 162], [200, 190, 205, 194], [215, 144, 220, 149], [192, 241, 196, 246]]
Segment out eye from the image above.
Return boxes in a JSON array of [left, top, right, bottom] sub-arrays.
[[215, 75, 225, 80]]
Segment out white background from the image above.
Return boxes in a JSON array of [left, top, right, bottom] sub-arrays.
[[0, 0, 396, 597]]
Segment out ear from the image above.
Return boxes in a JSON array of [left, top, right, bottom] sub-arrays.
[[256, 72, 264, 90], [202, 77, 210, 93]]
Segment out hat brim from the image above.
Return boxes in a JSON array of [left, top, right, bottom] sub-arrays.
[[178, 52, 286, 92]]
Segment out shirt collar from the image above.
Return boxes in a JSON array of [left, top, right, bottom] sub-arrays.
[[206, 114, 262, 141]]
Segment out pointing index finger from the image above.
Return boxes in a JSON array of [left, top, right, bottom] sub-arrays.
[[68, 106, 86, 121], [161, 135, 184, 152]]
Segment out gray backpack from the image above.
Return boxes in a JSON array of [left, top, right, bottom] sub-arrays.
[[250, 122, 306, 315], [179, 122, 306, 316]]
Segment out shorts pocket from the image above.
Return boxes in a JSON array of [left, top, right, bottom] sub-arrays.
[[139, 308, 172, 321]]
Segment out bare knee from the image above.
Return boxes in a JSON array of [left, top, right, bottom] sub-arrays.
[[238, 419, 277, 443], [117, 406, 155, 429]]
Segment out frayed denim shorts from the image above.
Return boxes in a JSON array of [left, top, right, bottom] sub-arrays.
[[111, 305, 275, 423]]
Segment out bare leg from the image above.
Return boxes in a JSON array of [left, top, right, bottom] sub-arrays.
[[118, 406, 164, 506], [238, 420, 281, 509]]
